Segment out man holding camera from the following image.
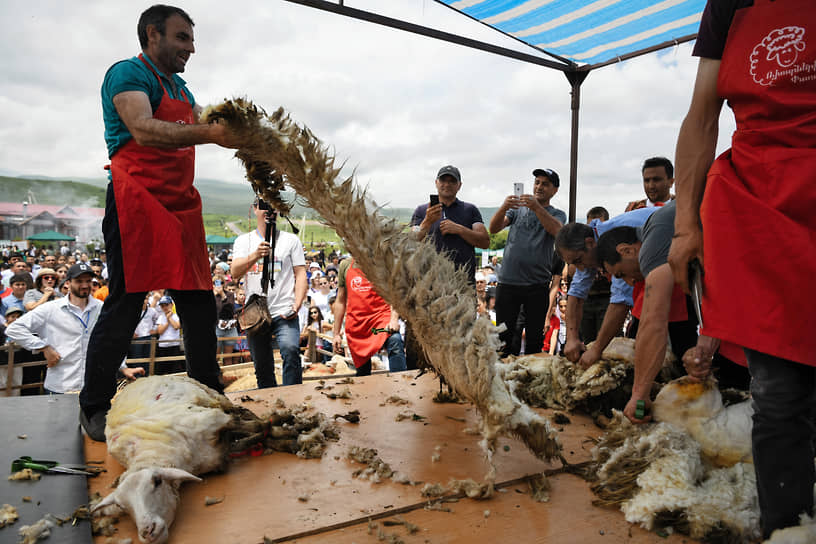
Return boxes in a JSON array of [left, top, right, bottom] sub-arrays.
[[231, 198, 307, 388], [411, 165, 490, 284], [488, 169, 565, 356]]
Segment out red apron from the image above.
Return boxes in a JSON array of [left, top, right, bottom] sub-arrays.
[[344, 260, 391, 368], [701, 0, 816, 366], [631, 281, 688, 322], [108, 54, 210, 293]]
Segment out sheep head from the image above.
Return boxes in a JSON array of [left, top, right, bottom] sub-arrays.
[[92, 467, 200, 544]]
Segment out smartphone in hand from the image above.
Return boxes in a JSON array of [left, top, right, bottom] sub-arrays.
[[430, 194, 440, 207], [513, 182, 524, 197]]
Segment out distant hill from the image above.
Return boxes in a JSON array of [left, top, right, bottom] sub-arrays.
[[2, 174, 498, 225], [1, 175, 106, 207]]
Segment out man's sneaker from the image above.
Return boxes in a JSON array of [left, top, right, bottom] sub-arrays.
[[79, 409, 107, 442]]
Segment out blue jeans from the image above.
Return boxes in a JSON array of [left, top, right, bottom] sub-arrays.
[[747, 348, 816, 538], [247, 316, 302, 388], [355, 333, 406, 376]]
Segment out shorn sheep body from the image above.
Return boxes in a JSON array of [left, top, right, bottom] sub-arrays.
[[93, 375, 268, 544], [200, 100, 563, 483]]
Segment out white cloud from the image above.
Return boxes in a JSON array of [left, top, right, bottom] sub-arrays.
[[0, 0, 736, 220]]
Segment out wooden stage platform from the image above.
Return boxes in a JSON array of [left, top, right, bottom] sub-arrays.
[[86, 372, 697, 544]]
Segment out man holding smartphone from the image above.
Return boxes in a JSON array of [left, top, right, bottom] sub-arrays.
[[411, 165, 489, 283], [488, 168, 565, 356], [231, 198, 307, 387]]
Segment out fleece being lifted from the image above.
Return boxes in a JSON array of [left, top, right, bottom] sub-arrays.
[[200, 99, 563, 483]]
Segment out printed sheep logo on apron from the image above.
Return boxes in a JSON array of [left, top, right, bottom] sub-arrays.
[[350, 275, 371, 293], [750, 26, 806, 85]]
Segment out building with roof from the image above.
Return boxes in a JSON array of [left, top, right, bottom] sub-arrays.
[[0, 202, 104, 243]]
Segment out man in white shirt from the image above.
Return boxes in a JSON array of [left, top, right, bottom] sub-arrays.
[[128, 293, 159, 372], [231, 198, 307, 387], [6, 263, 143, 394], [155, 295, 183, 374]]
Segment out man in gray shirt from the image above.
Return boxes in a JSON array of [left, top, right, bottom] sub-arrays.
[[596, 202, 749, 423], [488, 168, 565, 356]]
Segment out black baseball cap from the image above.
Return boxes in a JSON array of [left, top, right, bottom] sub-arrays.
[[533, 168, 560, 187], [436, 165, 461, 183], [66, 263, 94, 280]]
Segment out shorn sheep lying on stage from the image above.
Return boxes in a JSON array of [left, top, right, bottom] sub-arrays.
[[92, 376, 337, 543]]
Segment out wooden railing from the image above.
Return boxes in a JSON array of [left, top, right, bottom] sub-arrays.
[[1, 330, 353, 396]]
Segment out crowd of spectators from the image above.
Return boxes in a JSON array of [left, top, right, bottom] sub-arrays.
[[2, 157, 680, 393]]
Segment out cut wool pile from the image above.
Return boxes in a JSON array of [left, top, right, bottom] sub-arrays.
[[200, 99, 563, 487], [500, 337, 673, 413], [589, 376, 761, 542]]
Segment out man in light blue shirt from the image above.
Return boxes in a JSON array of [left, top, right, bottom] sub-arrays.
[[555, 207, 658, 368]]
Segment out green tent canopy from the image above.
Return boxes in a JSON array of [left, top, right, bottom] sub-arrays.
[[27, 230, 75, 241], [206, 234, 236, 245]]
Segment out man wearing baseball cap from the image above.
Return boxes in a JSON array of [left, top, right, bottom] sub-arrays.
[[6, 263, 143, 394], [410, 165, 489, 283], [489, 168, 565, 357]]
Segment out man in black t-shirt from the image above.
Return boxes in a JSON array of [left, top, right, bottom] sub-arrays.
[[411, 165, 490, 284]]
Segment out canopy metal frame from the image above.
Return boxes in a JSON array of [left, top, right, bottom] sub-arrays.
[[282, 0, 697, 221]]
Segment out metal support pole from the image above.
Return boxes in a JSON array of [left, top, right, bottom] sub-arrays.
[[564, 70, 589, 222]]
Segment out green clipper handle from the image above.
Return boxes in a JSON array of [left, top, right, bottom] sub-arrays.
[[635, 400, 647, 420]]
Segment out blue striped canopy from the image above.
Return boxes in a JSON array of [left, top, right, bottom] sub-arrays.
[[438, 0, 706, 67]]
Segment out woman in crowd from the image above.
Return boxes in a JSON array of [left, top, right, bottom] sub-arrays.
[[301, 305, 330, 363], [23, 268, 61, 311], [155, 295, 183, 374], [548, 297, 569, 356], [310, 276, 332, 322], [54, 263, 69, 283], [213, 278, 237, 364]]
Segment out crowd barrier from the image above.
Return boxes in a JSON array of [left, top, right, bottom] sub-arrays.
[[1, 329, 351, 396]]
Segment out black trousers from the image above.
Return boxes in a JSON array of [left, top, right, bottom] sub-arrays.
[[495, 282, 549, 357], [747, 349, 816, 538], [79, 184, 222, 416], [579, 293, 609, 344]]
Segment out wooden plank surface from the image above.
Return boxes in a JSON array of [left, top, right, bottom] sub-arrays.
[[86, 371, 696, 544]]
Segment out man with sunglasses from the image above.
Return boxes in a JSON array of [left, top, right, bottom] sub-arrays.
[[231, 198, 307, 388]]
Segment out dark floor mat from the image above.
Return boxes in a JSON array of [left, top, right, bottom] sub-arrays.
[[0, 393, 92, 543]]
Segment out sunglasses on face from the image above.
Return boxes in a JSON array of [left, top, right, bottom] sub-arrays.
[[41, 276, 56, 281]]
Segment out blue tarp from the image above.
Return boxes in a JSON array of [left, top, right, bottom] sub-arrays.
[[439, 0, 705, 66]]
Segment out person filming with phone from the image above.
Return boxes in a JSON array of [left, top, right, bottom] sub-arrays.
[[411, 165, 489, 284], [231, 198, 307, 387], [488, 169, 565, 356]]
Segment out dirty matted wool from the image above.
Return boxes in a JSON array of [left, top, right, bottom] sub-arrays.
[[200, 99, 562, 483], [590, 411, 760, 541]]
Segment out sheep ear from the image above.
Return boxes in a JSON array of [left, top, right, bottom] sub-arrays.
[[92, 491, 123, 514], [154, 467, 201, 483]]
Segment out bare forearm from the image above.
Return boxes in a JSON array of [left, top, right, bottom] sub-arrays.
[[632, 320, 669, 399], [488, 209, 509, 234], [674, 58, 724, 231], [231, 254, 258, 280], [293, 266, 308, 309], [531, 207, 563, 237], [128, 117, 222, 148], [458, 225, 490, 249], [565, 296, 584, 344]]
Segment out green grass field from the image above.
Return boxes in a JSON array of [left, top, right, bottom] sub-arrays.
[[202, 213, 346, 251]]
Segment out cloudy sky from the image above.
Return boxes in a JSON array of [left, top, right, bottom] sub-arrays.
[[0, 0, 736, 218]]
